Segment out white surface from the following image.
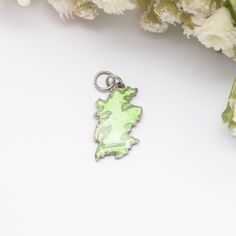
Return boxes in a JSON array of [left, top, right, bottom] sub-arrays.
[[0, 1, 236, 236]]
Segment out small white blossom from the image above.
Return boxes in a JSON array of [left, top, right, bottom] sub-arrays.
[[223, 47, 236, 60], [17, 0, 31, 6], [178, 0, 217, 18], [182, 25, 195, 38], [140, 10, 168, 33], [73, 0, 99, 19], [180, 13, 198, 38], [91, 0, 135, 14], [157, 9, 177, 24], [195, 7, 236, 54], [154, 0, 180, 25], [47, 0, 75, 19], [13, 0, 236, 62]]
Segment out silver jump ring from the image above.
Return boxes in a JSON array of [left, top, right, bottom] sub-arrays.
[[94, 71, 116, 92], [106, 74, 125, 89]]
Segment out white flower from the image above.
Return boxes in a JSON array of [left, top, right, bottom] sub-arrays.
[[73, 0, 99, 19], [223, 47, 236, 60], [17, 0, 31, 6], [91, 0, 135, 14], [157, 9, 177, 24], [195, 7, 236, 53], [140, 9, 168, 33], [180, 13, 199, 38], [47, 0, 75, 19], [182, 25, 195, 38], [154, 0, 180, 25], [182, 15, 204, 38], [178, 0, 217, 18]]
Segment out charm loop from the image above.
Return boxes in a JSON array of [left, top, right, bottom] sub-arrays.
[[94, 71, 116, 92], [94, 71, 125, 92], [106, 74, 125, 89]]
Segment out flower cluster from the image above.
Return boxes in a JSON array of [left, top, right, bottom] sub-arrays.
[[16, 0, 236, 61], [139, 0, 236, 60], [17, 0, 135, 19]]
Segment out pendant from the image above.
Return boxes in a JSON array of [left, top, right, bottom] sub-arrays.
[[94, 71, 142, 161]]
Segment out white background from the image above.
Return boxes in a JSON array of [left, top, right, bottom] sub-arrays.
[[0, 1, 236, 235]]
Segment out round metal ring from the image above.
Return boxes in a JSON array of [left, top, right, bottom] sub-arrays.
[[106, 74, 125, 89], [94, 71, 116, 92]]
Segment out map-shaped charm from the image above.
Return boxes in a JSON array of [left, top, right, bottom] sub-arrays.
[[94, 76, 142, 161]]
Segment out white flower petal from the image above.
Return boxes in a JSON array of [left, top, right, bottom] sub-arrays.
[[92, 0, 135, 14], [140, 11, 168, 33], [17, 0, 31, 6], [48, 0, 75, 19], [178, 0, 216, 18], [195, 7, 236, 52]]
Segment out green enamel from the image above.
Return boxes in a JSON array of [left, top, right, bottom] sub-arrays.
[[94, 86, 142, 161]]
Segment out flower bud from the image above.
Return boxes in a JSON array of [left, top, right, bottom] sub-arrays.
[[195, 7, 236, 53], [178, 0, 221, 18], [222, 79, 236, 136], [73, 1, 99, 19], [140, 7, 168, 32], [154, 0, 180, 24]]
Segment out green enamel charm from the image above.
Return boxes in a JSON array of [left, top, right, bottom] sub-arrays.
[[94, 72, 142, 161]]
